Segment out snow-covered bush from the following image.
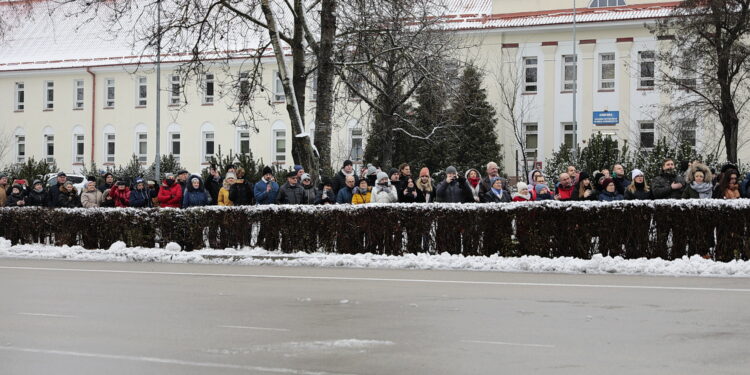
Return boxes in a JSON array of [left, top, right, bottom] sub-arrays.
[[0, 201, 746, 261]]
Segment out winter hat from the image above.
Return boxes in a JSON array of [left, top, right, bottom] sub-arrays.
[[63, 181, 73, 187], [294, 165, 304, 172], [322, 176, 333, 187], [116, 180, 127, 186], [262, 166, 273, 175], [176, 169, 189, 176], [535, 184, 548, 194], [376, 171, 389, 182], [578, 171, 590, 182], [225, 172, 237, 180], [0, 172, 6, 179], [490, 176, 502, 187], [135, 178, 144, 185], [517, 182, 528, 192], [445, 166, 458, 175], [57, 172, 67, 177], [420, 167, 430, 177], [164, 173, 175, 179], [32, 179, 42, 187], [301, 173, 311, 181], [343, 160, 353, 168], [287, 170, 297, 179], [11, 184, 22, 192], [388, 168, 399, 177], [721, 163, 739, 174], [631, 169, 644, 180], [592, 172, 604, 184], [190, 177, 200, 183], [367, 165, 378, 176], [601, 178, 615, 188]]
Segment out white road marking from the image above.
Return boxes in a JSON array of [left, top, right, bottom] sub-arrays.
[[0, 346, 347, 375], [1, 265, 749, 293], [218, 325, 290, 332], [17, 312, 77, 318], [461, 340, 555, 348]]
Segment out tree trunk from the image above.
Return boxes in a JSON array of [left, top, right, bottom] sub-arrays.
[[314, 0, 337, 176], [260, 0, 317, 175], [290, 0, 310, 171]]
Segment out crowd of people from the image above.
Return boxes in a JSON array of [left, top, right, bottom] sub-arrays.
[[1, 158, 749, 209]]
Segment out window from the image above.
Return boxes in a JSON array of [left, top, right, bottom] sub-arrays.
[[203, 73, 215, 104], [202, 132, 215, 162], [104, 78, 115, 108], [562, 55, 577, 91], [639, 51, 655, 88], [523, 57, 538, 93], [170, 75, 181, 105], [44, 134, 55, 163], [137, 76, 147, 106], [524, 123, 538, 158], [273, 71, 285, 102], [679, 65, 697, 90], [679, 120, 697, 148], [168, 133, 180, 161], [44, 81, 54, 109], [105, 133, 116, 163], [639, 122, 655, 150], [73, 79, 85, 109], [16, 135, 26, 163], [599, 53, 615, 90], [14, 82, 24, 111], [239, 72, 250, 105], [239, 130, 250, 155], [562, 122, 577, 149], [589, 0, 625, 7], [274, 129, 286, 164], [310, 73, 318, 101], [137, 133, 148, 162], [74, 134, 85, 164], [350, 128, 363, 161]]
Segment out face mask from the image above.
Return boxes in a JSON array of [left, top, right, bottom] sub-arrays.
[[166, 179, 175, 186]]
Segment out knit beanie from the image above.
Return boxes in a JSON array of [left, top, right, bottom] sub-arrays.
[[376, 171, 389, 182], [262, 166, 273, 175], [367, 165, 378, 175], [517, 182, 528, 192], [225, 172, 237, 180], [445, 166, 458, 175], [535, 184, 547, 194], [420, 167, 430, 177], [631, 169, 644, 180]]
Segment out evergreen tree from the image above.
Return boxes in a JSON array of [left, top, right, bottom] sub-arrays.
[[448, 64, 503, 173]]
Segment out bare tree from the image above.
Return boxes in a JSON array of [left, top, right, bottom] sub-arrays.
[[0, 129, 12, 166], [650, 0, 750, 163]]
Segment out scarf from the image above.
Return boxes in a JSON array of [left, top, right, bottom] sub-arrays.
[[491, 187, 504, 198], [468, 177, 480, 188], [513, 192, 531, 200], [725, 185, 741, 199], [691, 182, 713, 199]]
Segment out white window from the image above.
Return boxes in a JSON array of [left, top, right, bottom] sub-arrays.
[[74, 133, 85, 164], [169, 75, 181, 105], [170, 132, 181, 160], [14, 82, 25, 111], [524, 123, 538, 158], [44, 134, 55, 163], [523, 57, 538, 93], [203, 73, 215, 104], [599, 53, 615, 90], [350, 128, 364, 161], [639, 122, 655, 150], [137, 133, 148, 162], [238, 72, 250, 105], [679, 120, 697, 148], [73, 79, 85, 109], [202, 132, 215, 162], [104, 78, 115, 108], [105, 133, 116, 163], [238, 130, 250, 155], [273, 126, 286, 164], [310, 73, 318, 101], [589, 0, 625, 7], [639, 51, 655, 88], [273, 71, 285, 102], [16, 134, 26, 163], [137, 76, 147, 106], [562, 122, 577, 149], [562, 55, 577, 91], [44, 81, 54, 109]]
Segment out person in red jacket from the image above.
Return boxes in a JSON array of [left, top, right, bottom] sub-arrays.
[[158, 173, 183, 208], [108, 181, 131, 208], [555, 172, 575, 201]]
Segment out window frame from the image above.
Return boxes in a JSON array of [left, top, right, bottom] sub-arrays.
[[14, 82, 24, 111], [105, 132, 116, 164], [169, 75, 181, 105], [203, 72, 215, 104], [523, 57, 538, 93], [104, 78, 115, 108], [638, 121, 655, 150], [16, 134, 26, 163], [74, 133, 85, 164], [136, 76, 148, 107], [273, 129, 287, 165], [562, 122, 577, 149], [562, 55, 577, 91], [44, 80, 54, 110], [589, 0, 626, 7], [74, 79, 85, 109], [638, 50, 655, 89], [273, 71, 285, 102], [523, 122, 539, 159], [599, 52, 616, 90], [202, 131, 215, 163], [238, 130, 251, 155], [169, 132, 181, 161], [136, 132, 148, 162], [349, 128, 364, 162], [44, 133, 55, 163]]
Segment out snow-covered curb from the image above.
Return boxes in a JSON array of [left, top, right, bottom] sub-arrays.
[[1, 238, 749, 277]]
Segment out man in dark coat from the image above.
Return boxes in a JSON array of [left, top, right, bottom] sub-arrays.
[[332, 160, 357, 195], [277, 170, 304, 204], [98, 172, 115, 193], [478, 161, 501, 197], [436, 166, 472, 203], [205, 165, 223, 205], [612, 164, 630, 195], [48, 172, 67, 208], [652, 158, 686, 199], [229, 171, 255, 206], [26, 180, 49, 207]]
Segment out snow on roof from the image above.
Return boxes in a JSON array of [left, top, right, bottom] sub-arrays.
[[0, 1, 676, 72]]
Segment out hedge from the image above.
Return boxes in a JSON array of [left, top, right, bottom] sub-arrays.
[[1, 200, 747, 262]]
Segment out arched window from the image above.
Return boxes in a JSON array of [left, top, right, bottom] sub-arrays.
[[72, 125, 85, 164], [201, 122, 216, 163], [42, 126, 55, 163], [271, 120, 286, 165], [102, 124, 116, 164], [236, 122, 251, 155], [134, 123, 148, 162], [14, 127, 25, 164], [167, 123, 181, 161]]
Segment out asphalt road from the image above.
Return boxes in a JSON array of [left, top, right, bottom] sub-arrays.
[[1, 258, 749, 375]]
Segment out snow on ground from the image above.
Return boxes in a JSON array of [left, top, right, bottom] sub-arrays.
[[0, 238, 749, 277]]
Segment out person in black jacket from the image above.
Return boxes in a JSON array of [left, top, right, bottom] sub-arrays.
[[205, 165, 223, 205], [57, 182, 82, 208], [26, 180, 48, 207], [652, 159, 686, 199], [436, 166, 472, 203], [332, 160, 357, 195], [47, 172, 67, 208], [277, 171, 305, 204], [98, 172, 115, 193], [129, 178, 155, 208], [300, 173, 318, 204], [573, 171, 598, 201], [398, 177, 423, 203], [483, 177, 511, 203], [5, 185, 26, 207], [624, 169, 653, 200], [229, 167, 254, 205]]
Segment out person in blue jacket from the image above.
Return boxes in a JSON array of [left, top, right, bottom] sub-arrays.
[[254, 166, 279, 205], [129, 178, 155, 208], [182, 176, 210, 208], [336, 175, 356, 204]]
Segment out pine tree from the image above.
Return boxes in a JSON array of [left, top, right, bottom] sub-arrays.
[[448, 64, 503, 174]]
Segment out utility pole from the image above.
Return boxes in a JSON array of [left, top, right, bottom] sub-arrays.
[[572, 0, 578, 154], [154, 0, 162, 179]]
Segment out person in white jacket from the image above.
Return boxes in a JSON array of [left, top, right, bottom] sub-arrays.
[[371, 172, 398, 203]]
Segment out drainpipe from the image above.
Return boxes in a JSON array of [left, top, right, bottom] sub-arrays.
[[86, 67, 96, 164]]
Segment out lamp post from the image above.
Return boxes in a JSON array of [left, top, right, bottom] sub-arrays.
[[154, 0, 162, 180], [572, 0, 578, 153]]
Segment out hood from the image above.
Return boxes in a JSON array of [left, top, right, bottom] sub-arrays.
[[686, 162, 713, 183], [187, 176, 205, 192], [528, 169, 542, 184], [464, 169, 482, 180]]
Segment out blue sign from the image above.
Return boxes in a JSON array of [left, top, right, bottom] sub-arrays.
[[593, 111, 619, 125]]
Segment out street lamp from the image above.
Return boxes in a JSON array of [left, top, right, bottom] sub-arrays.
[[572, 0, 578, 153], [155, 0, 162, 179]]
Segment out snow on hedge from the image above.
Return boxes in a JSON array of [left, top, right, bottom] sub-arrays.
[[1, 238, 748, 277]]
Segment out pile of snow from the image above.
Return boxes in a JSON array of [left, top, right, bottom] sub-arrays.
[[0, 238, 748, 277]]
